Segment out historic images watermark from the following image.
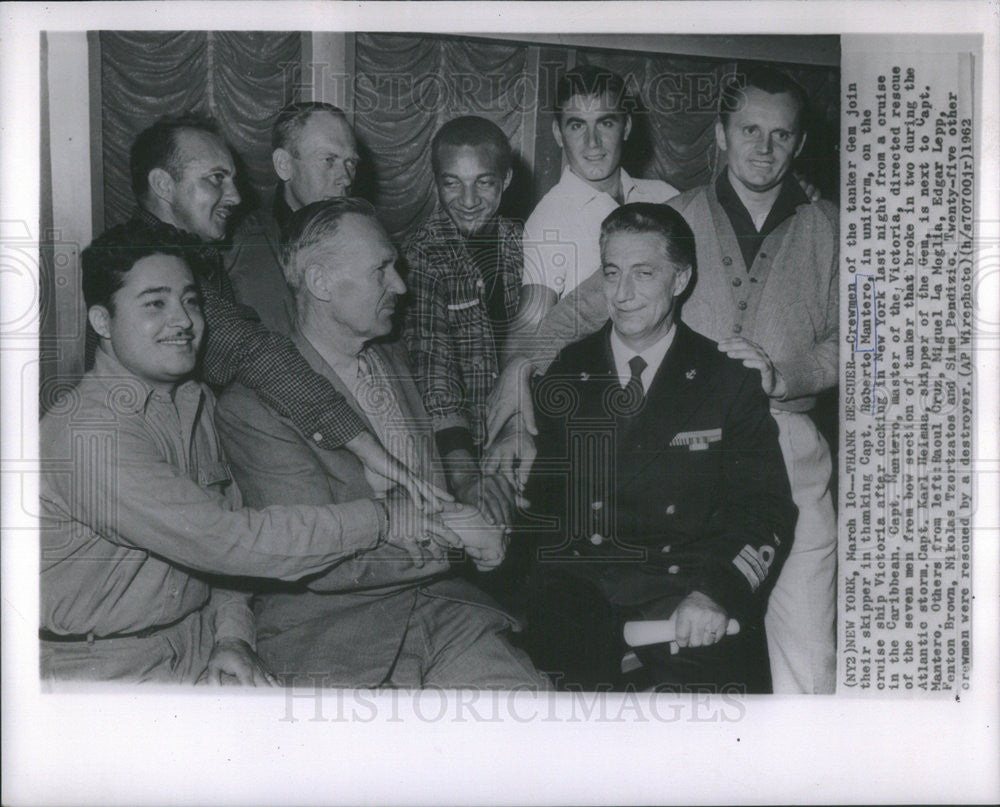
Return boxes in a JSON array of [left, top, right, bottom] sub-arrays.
[[276, 679, 749, 724]]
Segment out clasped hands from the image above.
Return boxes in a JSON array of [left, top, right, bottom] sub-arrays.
[[201, 637, 278, 687], [384, 487, 506, 572]]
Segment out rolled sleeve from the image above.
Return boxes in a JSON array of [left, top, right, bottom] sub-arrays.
[[200, 283, 367, 449], [209, 586, 256, 647], [56, 419, 385, 582], [434, 425, 476, 459]]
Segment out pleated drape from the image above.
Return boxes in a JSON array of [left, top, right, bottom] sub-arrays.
[[353, 34, 840, 240], [99, 31, 301, 227], [354, 34, 530, 242], [96, 32, 838, 237], [574, 50, 840, 200]]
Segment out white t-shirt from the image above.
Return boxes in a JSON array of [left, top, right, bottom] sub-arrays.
[[522, 166, 679, 298]]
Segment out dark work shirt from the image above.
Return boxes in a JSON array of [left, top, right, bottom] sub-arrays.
[[402, 210, 524, 461], [272, 188, 295, 234], [715, 172, 809, 270]]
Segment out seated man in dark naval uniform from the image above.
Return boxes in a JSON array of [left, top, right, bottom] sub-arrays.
[[521, 203, 797, 692]]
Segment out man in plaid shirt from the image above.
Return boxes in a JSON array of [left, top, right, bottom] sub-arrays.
[[126, 113, 447, 510], [403, 116, 524, 526]]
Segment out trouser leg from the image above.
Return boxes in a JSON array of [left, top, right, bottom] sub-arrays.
[[635, 620, 771, 694], [526, 569, 625, 690], [394, 591, 550, 690], [255, 591, 416, 688], [765, 411, 838, 694]]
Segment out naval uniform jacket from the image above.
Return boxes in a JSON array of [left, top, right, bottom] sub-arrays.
[[524, 321, 797, 628]]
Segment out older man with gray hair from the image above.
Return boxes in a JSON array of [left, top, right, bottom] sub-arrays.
[[215, 198, 546, 688]]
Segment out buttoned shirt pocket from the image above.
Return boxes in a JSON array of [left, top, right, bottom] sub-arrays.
[[448, 293, 490, 349], [446, 298, 479, 314], [448, 292, 496, 368]]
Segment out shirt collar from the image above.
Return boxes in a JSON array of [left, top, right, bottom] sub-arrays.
[[133, 207, 222, 268], [135, 205, 166, 231], [619, 168, 640, 201], [294, 327, 363, 384], [560, 164, 632, 207], [714, 170, 809, 225], [609, 322, 676, 391], [90, 347, 202, 414]]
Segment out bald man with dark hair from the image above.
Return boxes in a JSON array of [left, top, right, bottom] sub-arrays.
[[126, 112, 447, 519]]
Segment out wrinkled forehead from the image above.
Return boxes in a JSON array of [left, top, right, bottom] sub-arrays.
[[726, 87, 803, 131], [318, 213, 396, 268], [173, 128, 235, 172]]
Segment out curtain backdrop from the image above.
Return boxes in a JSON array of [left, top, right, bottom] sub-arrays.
[[99, 31, 301, 228], [575, 49, 841, 200], [353, 34, 840, 241], [353, 34, 531, 243], [96, 31, 838, 239]]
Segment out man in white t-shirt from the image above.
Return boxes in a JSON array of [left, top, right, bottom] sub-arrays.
[[508, 65, 679, 355], [490, 66, 818, 459]]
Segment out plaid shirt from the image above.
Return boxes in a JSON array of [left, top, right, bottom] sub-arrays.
[[403, 210, 523, 450], [133, 208, 366, 449]]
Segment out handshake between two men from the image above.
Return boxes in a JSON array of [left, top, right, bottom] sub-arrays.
[[383, 484, 507, 572]]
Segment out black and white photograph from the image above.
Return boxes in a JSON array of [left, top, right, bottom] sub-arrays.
[[2, 2, 998, 805]]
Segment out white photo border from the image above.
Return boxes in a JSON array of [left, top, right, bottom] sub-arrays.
[[2, 2, 998, 805]]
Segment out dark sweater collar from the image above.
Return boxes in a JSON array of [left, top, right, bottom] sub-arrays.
[[715, 170, 808, 231], [272, 188, 296, 232]]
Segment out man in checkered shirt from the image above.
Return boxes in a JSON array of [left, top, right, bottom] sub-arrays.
[[403, 116, 524, 528], [125, 112, 448, 510]]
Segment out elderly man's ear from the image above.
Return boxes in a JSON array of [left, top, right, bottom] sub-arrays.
[[272, 148, 294, 183], [147, 167, 176, 206], [304, 264, 333, 302]]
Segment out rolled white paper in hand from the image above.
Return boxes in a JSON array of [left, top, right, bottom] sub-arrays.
[[623, 616, 740, 648]]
